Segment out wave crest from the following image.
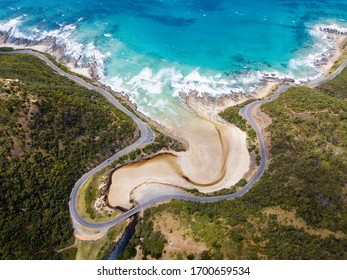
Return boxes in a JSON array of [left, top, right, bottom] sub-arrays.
[[1, 16, 346, 116]]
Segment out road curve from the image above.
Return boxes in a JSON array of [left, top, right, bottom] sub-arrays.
[[1, 50, 346, 232], [0, 49, 155, 231], [308, 59, 347, 88]]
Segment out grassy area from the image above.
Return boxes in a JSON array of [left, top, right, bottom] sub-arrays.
[[127, 66, 347, 260], [60, 247, 78, 260], [218, 99, 256, 131], [78, 175, 100, 221], [77, 170, 123, 222], [0, 47, 14, 52], [74, 126, 186, 223], [0, 53, 137, 259], [219, 99, 260, 164], [328, 41, 347, 75], [75, 222, 127, 260]]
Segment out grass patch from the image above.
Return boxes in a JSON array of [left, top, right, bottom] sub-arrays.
[[328, 43, 347, 75], [77, 171, 122, 222], [219, 99, 260, 165], [60, 247, 78, 260], [75, 222, 127, 260], [0, 47, 14, 52], [218, 99, 256, 131], [77, 176, 95, 220]]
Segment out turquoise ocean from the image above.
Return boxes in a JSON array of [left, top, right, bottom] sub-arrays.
[[1, 0, 347, 122]]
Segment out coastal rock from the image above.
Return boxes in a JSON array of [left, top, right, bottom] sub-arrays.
[[8, 36, 31, 46], [261, 73, 295, 84], [319, 27, 347, 35], [0, 30, 96, 82], [0, 31, 10, 44], [37, 36, 57, 47]]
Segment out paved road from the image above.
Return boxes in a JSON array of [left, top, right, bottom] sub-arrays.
[[1, 50, 346, 232], [0, 49, 155, 230], [308, 59, 347, 88]]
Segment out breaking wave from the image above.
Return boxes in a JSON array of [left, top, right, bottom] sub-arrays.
[[1, 16, 346, 116]]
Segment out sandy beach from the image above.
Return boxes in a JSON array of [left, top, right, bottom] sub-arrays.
[[108, 114, 250, 208], [107, 80, 278, 208], [2, 28, 346, 210], [108, 31, 347, 209]]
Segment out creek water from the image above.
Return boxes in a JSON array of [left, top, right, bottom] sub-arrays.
[[107, 216, 137, 260]]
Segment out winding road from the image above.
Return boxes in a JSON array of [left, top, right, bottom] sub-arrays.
[[1, 49, 346, 234]]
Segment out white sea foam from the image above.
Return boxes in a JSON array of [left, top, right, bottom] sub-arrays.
[[1, 15, 346, 116], [319, 23, 347, 33], [0, 16, 25, 37], [286, 22, 347, 83], [100, 21, 347, 104], [0, 16, 110, 80]]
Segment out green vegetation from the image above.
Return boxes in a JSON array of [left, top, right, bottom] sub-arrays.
[[59, 247, 78, 260], [75, 126, 185, 222], [219, 99, 260, 164], [41, 52, 92, 83], [119, 211, 167, 260], [143, 129, 186, 153], [120, 130, 185, 162], [218, 99, 255, 131], [113, 128, 185, 164], [0, 53, 137, 259], [83, 176, 97, 219], [0, 47, 14, 52], [75, 222, 127, 260], [186, 178, 247, 197], [130, 67, 347, 260], [328, 43, 347, 75], [256, 84, 347, 231], [77, 169, 122, 222]]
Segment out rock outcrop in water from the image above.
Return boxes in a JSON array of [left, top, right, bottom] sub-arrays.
[[319, 27, 347, 35], [0, 31, 96, 79], [0, 31, 10, 43]]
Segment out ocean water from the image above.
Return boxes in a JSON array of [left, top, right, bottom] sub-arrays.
[[1, 0, 347, 123]]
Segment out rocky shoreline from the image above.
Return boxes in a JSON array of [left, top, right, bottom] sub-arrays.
[[1, 25, 344, 100], [0, 30, 99, 78], [319, 26, 347, 35]]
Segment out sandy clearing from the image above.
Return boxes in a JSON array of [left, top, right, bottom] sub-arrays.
[[153, 212, 208, 259], [74, 228, 108, 241], [263, 207, 345, 239]]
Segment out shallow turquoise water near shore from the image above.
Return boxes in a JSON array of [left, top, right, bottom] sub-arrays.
[[1, 0, 347, 121]]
